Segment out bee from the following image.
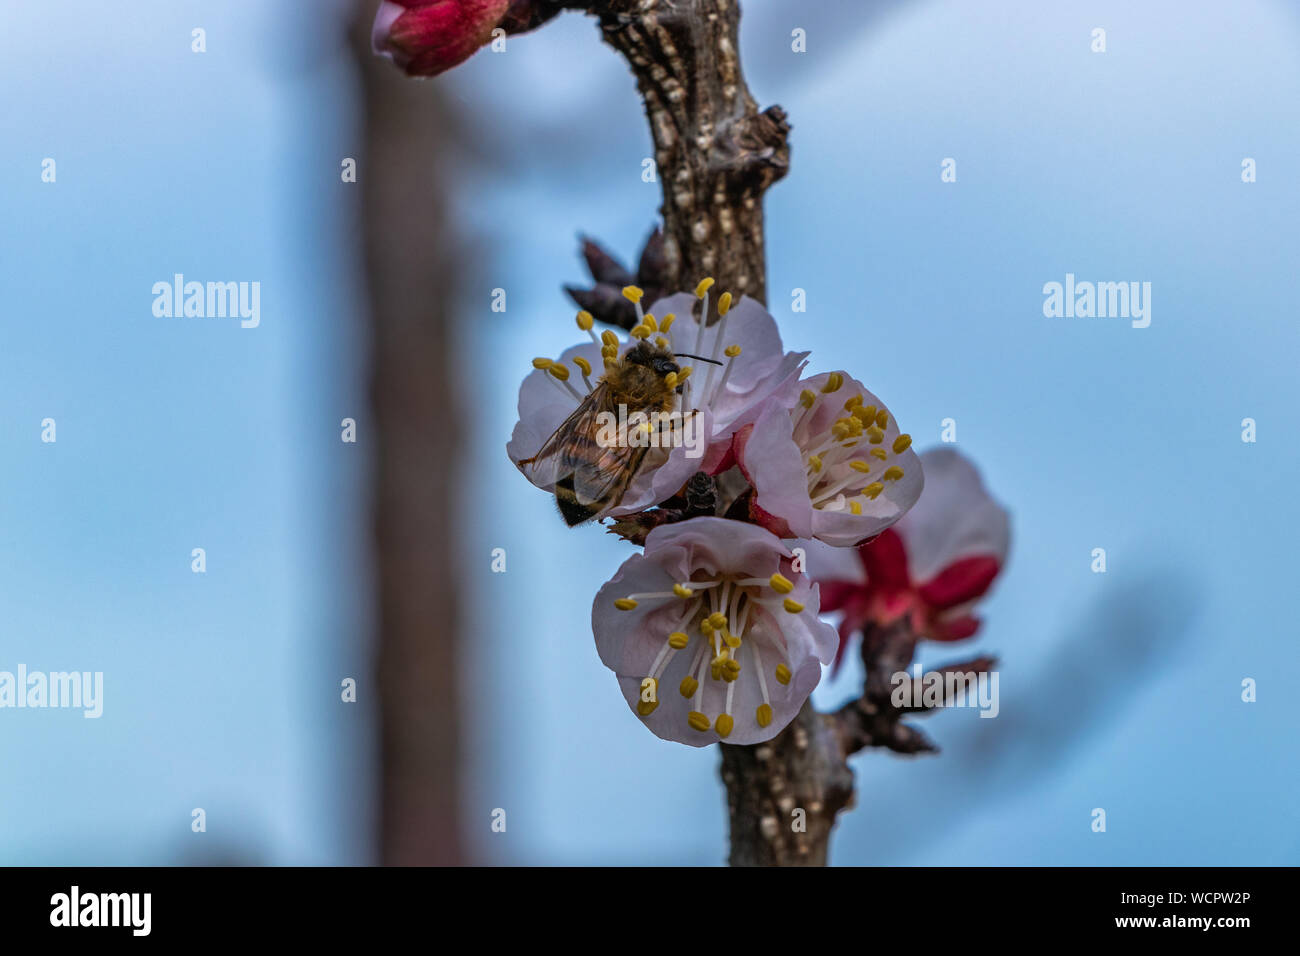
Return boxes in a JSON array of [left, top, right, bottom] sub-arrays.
[[516, 341, 718, 526]]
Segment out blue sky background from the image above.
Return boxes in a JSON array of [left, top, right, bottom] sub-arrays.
[[2, 0, 1297, 865]]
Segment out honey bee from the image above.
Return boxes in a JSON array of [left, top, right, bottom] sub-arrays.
[[516, 341, 717, 526]]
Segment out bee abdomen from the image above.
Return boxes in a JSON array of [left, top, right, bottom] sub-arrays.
[[555, 475, 600, 527]]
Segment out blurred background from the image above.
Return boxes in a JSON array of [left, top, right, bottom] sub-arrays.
[[1, 0, 1297, 865]]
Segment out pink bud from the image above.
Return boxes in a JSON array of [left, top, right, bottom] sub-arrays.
[[372, 0, 512, 77]]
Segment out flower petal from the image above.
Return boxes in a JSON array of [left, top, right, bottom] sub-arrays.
[[897, 447, 1010, 585], [917, 554, 1001, 609], [742, 371, 924, 548], [591, 517, 836, 746]]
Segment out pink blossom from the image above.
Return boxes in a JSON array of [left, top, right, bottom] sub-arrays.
[[507, 285, 806, 521], [809, 447, 1011, 668], [592, 518, 838, 746], [735, 370, 924, 548]]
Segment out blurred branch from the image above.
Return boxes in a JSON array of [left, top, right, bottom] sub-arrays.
[[351, 7, 466, 865], [833, 620, 997, 754]]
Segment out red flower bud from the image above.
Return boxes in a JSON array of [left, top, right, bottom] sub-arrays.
[[372, 0, 512, 77]]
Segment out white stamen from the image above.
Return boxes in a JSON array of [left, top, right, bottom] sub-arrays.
[[546, 373, 584, 404], [693, 649, 709, 712], [701, 307, 730, 399], [711, 350, 737, 403]]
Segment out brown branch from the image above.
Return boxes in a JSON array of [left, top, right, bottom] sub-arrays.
[[352, 11, 466, 865], [564, 0, 789, 303], [560, 0, 987, 867]]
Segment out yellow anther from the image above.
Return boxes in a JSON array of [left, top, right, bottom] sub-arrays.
[[660, 313, 676, 331], [673, 583, 694, 599], [722, 659, 741, 680], [548, 364, 570, 381], [775, 663, 792, 685], [695, 277, 715, 298], [870, 448, 888, 460], [715, 714, 735, 738], [893, 434, 913, 454], [614, 598, 638, 611], [756, 703, 773, 727], [708, 611, 727, 630], [821, 373, 843, 393], [851, 406, 872, 424], [718, 292, 733, 315], [831, 422, 851, 441], [844, 394, 863, 410], [883, 466, 905, 481], [622, 285, 644, 304], [637, 677, 658, 716], [630, 324, 651, 340], [601, 330, 618, 347], [850, 460, 871, 473], [863, 482, 885, 499], [576, 310, 594, 331], [637, 698, 659, 717], [782, 598, 804, 614], [875, 409, 889, 428], [723, 631, 741, 649], [532, 357, 554, 369], [808, 455, 823, 473], [668, 631, 689, 650], [663, 372, 678, 388], [642, 314, 657, 331], [861, 405, 878, 422], [799, 389, 816, 408], [867, 425, 886, 444], [677, 366, 693, 382], [655, 336, 669, 349], [711, 658, 724, 681], [850, 500, 862, 515], [680, 676, 699, 698], [602, 347, 618, 361], [573, 356, 592, 375], [769, 573, 794, 594], [687, 711, 711, 732], [724, 344, 742, 358]]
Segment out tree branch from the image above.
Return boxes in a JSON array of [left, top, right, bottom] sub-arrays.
[[562, 0, 972, 868], [564, 0, 789, 304], [352, 10, 466, 865]]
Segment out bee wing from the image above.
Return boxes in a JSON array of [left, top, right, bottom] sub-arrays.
[[523, 384, 649, 509]]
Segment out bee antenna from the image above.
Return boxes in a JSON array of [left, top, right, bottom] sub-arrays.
[[673, 352, 724, 366]]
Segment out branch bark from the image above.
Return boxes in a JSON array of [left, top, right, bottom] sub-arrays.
[[565, 0, 859, 866], [565, 0, 789, 302], [564, 2, 993, 866]]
